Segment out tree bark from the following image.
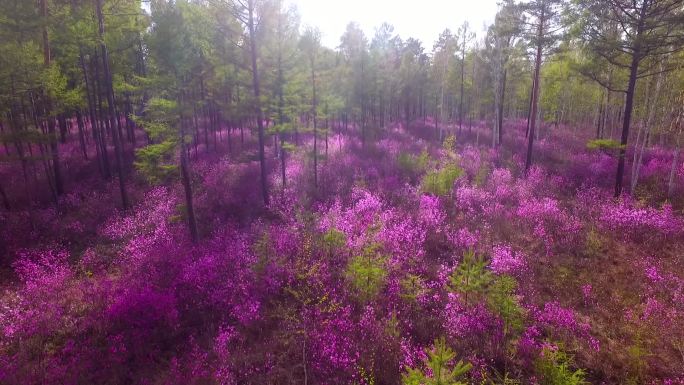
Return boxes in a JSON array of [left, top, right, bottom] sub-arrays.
[[0, 181, 9, 211], [498, 69, 507, 145], [311, 55, 318, 189], [179, 92, 199, 243], [614, 52, 640, 197], [525, 9, 544, 173], [247, 0, 269, 206], [41, 0, 64, 197], [96, 0, 129, 209], [631, 65, 663, 194], [76, 110, 88, 159], [668, 128, 681, 200], [459, 33, 466, 132]]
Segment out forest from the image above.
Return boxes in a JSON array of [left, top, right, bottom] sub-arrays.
[[0, 0, 683, 383]]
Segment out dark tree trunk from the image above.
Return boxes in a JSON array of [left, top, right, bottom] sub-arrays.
[[76, 110, 88, 159], [96, 0, 128, 209], [615, 53, 640, 197], [0, 181, 9, 210], [459, 39, 466, 132], [58, 114, 68, 143], [525, 11, 544, 173], [41, 0, 63, 197], [596, 99, 604, 139], [179, 92, 199, 243], [311, 58, 318, 189], [93, 50, 112, 177], [247, 0, 269, 206], [498, 69, 507, 145], [525, 75, 535, 138]]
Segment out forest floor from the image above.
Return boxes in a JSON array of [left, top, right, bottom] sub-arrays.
[[1, 119, 683, 384]]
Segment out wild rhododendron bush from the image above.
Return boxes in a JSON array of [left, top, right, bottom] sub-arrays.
[[1, 121, 683, 385]]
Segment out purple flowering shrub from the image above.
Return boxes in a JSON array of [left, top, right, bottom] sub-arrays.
[[0, 119, 683, 384]]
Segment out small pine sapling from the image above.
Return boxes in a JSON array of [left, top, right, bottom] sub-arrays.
[[448, 250, 493, 307], [534, 344, 588, 385], [402, 337, 472, 385], [346, 241, 387, 302]]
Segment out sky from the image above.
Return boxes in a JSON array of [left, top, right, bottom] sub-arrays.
[[285, 0, 500, 50]]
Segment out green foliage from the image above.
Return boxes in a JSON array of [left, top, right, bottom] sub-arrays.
[[448, 250, 493, 306], [42, 64, 83, 113], [402, 337, 472, 385], [625, 334, 649, 385], [422, 163, 464, 196], [346, 241, 387, 302], [586, 139, 624, 154], [400, 273, 426, 303], [321, 228, 347, 253], [448, 252, 524, 336], [133, 97, 181, 184], [487, 275, 525, 335], [397, 150, 431, 177], [534, 346, 588, 385], [134, 141, 178, 184]]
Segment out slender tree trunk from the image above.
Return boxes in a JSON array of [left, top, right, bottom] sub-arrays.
[[125, 93, 136, 146], [311, 57, 318, 189], [459, 37, 466, 132], [0, 181, 9, 211], [96, 0, 128, 209], [499, 69, 507, 145], [93, 50, 112, 178], [631, 62, 664, 195], [668, 126, 682, 199], [41, 0, 64, 197], [76, 110, 88, 159], [596, 97, 604, 139], [247, 2, 269, 205], [0, 122, 9, 156], [27, 94, 58, 204], [9, 104, 36, 224], [179, 91, 199, 243], [493, 42, 503, 148], [58, 114, 68, 143], [615, 52, 641, 197], [325, 113, 329, 158], [525, 75, 536, 139], [525, 11, 544, 173]]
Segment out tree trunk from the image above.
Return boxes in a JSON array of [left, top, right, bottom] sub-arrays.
[[615, 52, 640, 197], [459, 38, 466, 132], [596, 97, 604, 139], [525, 75, 535, 139], [96, 0, 128, 209], [247, 0, 269, 206], [179, 92, 199, 243], [81, 47, 109, 178], [41, 0, 64, 197], [76, 110, 88, 159], [311, 57, 318, 189], [631, 66, 663, 194], [0, 181, 9, 210], [58, 114, 68, 143], [668, 127, 681, 199], [525, 13, 544, 173], [498, 69, 507, 145]]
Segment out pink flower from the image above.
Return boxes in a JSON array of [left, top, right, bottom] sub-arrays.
[[490, 244, 526, 275]]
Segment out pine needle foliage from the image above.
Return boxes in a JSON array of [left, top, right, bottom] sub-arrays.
[[402, 337, 472, 385]]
